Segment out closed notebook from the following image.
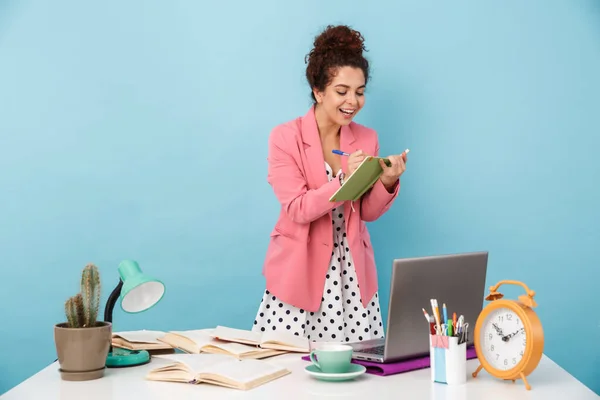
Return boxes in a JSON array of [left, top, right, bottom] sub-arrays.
[[329, 156, 391, 202], [211, 325, 310, 353], [146, 354, 290, 390], [158, 329, 285, 359], [112, 330, 173, 351]]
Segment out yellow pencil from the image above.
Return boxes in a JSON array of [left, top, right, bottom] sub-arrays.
[[434, 300, 441, 325], [430, 299, 441, 333]]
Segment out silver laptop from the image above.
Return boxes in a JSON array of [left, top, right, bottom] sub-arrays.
[[350, 251, 488, 363]]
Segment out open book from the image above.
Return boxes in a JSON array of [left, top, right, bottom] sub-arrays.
[[146, 354, 290, 390], [211, 325, 310, 353], [157, 329, 285, 359], [329, 149, 409, 202], [112, 330, 173, 352]]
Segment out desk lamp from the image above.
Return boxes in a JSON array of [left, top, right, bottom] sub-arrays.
[[104, 260, 165, 368]]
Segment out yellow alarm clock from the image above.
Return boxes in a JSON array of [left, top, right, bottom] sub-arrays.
[[472, 280, 544, 391]]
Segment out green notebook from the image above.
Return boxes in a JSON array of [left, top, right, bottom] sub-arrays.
[[329, 156, 391, 202]]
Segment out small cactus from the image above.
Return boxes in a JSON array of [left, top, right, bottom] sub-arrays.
[[81, 263, 101, 327], [64, 263, 102, 328], [65, 293, 85, 328]]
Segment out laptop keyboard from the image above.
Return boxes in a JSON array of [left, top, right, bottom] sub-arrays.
[[360, 345, 385, 355]]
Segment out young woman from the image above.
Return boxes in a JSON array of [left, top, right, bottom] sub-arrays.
[[252, 25, 407, 343]]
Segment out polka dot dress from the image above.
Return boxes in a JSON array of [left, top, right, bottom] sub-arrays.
[[252, 162, 384, 343]]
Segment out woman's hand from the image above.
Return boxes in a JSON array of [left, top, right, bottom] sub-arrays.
[[379, 152, 408, 191], [347, 150, 366, 176]]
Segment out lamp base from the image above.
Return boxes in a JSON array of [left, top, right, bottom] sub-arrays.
[[106, 348, 150, 368]]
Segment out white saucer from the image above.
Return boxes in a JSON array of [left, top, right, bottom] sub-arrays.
[[304, 364, 367, 381]]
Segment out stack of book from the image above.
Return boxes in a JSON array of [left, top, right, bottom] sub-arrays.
[[111, 326, 310, 390], [113, 325, 310, 359]]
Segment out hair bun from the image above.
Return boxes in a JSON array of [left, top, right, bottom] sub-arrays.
[[312, 25, 366, 58], [304, 25, 370, 102]]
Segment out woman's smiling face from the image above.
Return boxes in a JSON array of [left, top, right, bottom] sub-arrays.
[[313, 66, 366, 127]]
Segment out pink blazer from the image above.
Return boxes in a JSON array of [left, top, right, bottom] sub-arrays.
[[262, 106, 400, 312]]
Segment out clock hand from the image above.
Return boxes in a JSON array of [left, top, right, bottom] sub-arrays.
[[502, 327, 525, 342], [492, 323, 504, 336]]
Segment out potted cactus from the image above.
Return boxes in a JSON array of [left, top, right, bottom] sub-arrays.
[[54, 263, 112, 381]]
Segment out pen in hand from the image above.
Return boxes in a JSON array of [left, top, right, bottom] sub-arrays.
[[332, 149, 410, 158], [332, 150, 351, 156]]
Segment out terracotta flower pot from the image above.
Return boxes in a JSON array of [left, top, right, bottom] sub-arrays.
[[54, 321, 112, 381]]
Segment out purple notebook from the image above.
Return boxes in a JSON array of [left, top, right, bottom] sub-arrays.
[[301, 346, 478, 376]]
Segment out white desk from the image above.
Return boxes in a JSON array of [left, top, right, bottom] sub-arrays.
[[2, 353, 597, 399]]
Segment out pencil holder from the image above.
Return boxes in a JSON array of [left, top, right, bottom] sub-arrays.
[[429, 335, 466, 385]]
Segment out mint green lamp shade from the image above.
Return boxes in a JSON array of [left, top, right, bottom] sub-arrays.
[[105, 260, 165, 368], [118, 260, 165, 313]]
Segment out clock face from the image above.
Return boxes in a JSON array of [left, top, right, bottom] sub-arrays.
[[480, 307, 527, 371]]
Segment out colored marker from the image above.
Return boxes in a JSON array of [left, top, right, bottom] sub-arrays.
[[447, 319, 454, 336], [453, 312, 457, 331], [442, 303, 448, 324]]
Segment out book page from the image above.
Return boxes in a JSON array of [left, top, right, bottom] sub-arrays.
[[159, 329, 216, 353], [204, 341, 263, 356], [211, 326, 262, 345], [170, 329, 214, 346], [147, 354, 232, 383], [260, 331, 309, 352], [113, 330, 166, 343], [171, 329, 215, 345], [198, 358, 289, 385], [154, 353, 234, 371]]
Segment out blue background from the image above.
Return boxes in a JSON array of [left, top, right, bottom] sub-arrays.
[[1, 0, 598, 395]]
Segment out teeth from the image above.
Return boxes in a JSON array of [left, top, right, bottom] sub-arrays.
[[340, 109, 354, 114]]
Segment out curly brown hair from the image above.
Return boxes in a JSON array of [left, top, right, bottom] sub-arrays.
[[305, 25, 369, 102]]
